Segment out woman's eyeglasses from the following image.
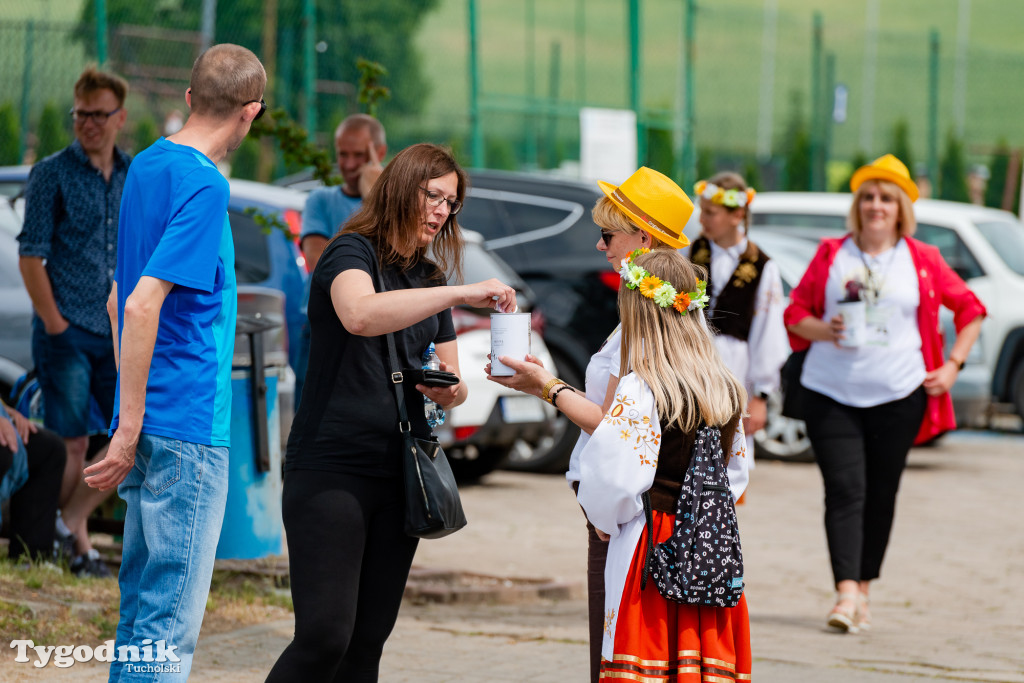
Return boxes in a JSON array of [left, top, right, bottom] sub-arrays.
[[600, 230, 618, 247], [420, 187, 462, 215]]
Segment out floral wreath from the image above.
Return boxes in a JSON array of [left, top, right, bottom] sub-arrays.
[[619, 249, 709, 315], [694, 180, 756, 209]]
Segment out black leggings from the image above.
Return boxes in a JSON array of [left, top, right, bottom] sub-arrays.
[[805, 386, 927, 584], [266, 469, 418, 683], [1, 425, 65, 561]]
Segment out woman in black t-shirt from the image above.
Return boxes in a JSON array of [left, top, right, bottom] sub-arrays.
[[268, 143, 517, 682]]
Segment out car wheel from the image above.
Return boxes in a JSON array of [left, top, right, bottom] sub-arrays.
[[754, 393, 814, 462], [502, 350, 583, 474], [447, 446, 509, 483], [1011, 360, 1024, 420]]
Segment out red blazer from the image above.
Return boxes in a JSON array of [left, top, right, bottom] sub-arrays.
[[783, 235, 987, 444]]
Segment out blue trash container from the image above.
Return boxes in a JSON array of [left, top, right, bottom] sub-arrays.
[[216, 303, 286, 560]]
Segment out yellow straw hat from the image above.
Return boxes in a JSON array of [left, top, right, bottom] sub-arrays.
[[597, 167, 693, 249], [850, 153, 919, 202]]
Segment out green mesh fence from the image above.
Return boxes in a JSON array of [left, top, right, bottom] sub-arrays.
[[1, 0, 1022, 193]]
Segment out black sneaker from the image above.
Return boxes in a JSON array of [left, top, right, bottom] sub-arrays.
[[53, 530, 77, 565], [70, 552, 112, 579]]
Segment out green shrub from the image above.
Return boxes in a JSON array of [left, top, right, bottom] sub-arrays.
[[0, 104, 19, 164], [36, 102, 70, 158]]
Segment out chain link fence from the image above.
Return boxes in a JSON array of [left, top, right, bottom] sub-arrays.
[[1, 0, 1021, 200]]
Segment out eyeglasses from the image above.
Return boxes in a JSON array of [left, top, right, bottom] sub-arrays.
[[420, 187, 462, 215], [69, 107, 121, 126], [600, 230, 619, 247], [243, 98, 267, 121]]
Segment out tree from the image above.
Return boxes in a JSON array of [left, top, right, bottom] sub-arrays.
[[0, 104, 19, 165], [985, 140, 1019, 213], [939, 131, 969, 203], [36, 102, 70, 158], [890, 119, 914, 177], [75, 0, 439, 130], [132, 115, 160, 155], [781, 91, 811, 191], [837, 150, 869, 192]]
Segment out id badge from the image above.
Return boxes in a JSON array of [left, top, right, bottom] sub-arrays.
[[865, 303, 893, 347]]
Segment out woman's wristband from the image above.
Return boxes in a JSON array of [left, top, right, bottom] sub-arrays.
[[540, 378, 566, 403], [550, 384, 575, 408]]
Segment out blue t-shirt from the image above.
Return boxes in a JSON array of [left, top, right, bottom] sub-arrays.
[[300, 186, 363, 240], [111, 138, 236, 447]]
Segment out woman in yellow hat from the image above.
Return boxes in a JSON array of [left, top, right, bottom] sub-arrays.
[[488, 167, 750, 681], [784, 154, 986, 633]]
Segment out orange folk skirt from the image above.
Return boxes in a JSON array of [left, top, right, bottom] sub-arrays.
[[599, 510, 752, 682]]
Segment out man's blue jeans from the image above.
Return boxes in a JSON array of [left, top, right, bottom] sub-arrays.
[[110, 434, 229, 682]]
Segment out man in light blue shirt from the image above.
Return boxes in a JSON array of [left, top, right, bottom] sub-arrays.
[[84, 44, 266, 682], [295, 115, 387, 400]]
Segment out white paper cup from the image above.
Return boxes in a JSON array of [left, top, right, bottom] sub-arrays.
[[490, 313, 531, 376], [836, 300, 867, 348]]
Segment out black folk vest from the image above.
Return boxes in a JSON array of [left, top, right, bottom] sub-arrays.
[[689, 235, 770, 342]]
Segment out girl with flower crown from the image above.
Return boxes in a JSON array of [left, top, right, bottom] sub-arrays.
[[688, 171, 789, 469], [577, 248, 751, 680], [487, 167, 698, 682]]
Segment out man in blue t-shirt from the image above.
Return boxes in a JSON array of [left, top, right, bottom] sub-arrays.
[[84, 44, 266, 682], [294, 114, 386, 400]]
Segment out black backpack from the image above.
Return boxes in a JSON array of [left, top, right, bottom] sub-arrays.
[[641, 423, 744, 608]]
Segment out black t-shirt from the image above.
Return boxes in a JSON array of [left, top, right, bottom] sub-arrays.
[[285, 233, 456, 476]]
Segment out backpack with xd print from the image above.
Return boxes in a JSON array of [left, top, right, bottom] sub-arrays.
[[641, 423, 744, 607]]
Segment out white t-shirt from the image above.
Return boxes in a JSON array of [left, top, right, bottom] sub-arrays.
[[801, 238, 926, 407], [566, 325, 621, 485]]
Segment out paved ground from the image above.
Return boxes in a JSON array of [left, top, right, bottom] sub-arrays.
[[6, 431, 1023, 682]]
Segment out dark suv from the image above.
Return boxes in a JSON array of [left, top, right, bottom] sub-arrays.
[[456, 171, 620, 472]]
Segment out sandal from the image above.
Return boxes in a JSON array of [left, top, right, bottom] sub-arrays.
[[827, 592, 860, 633], [855, 594, 871, 632]]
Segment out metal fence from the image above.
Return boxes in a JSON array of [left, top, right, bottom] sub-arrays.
[[1, 0, 1022, 198]]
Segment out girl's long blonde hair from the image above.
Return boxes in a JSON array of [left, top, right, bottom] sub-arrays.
[[619, 250, 747, 433]]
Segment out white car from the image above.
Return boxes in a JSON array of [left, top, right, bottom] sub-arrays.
[[752, 192, 1024, 426]]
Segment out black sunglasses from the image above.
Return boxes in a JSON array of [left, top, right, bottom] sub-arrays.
[[243, 98, 267, 121], [600, 230, 618, 247]]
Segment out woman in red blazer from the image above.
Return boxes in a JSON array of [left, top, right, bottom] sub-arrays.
[[784, 154, 985, 634]]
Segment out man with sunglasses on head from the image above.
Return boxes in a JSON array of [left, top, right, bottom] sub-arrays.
[[18, 65, 130, 578], [83, 44, 266, 682], [294, 114, 387, 401]]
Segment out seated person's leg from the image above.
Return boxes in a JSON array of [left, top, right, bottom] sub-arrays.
[[8, 427, 65, 561]]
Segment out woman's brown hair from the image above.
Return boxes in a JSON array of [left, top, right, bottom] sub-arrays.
[[342, 143, 467, 281]]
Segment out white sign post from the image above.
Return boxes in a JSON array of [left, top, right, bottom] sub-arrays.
[[579, 107, 637, 184]]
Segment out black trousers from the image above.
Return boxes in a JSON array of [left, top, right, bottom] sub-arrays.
[[1, 425, 65, 560], [266, 469, 418, 683], [805, 386, 927, 584]]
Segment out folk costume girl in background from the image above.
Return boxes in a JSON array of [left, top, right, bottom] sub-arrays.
[[267, 144, 517, 681], [577, 249, 751, 682], [486, 167, 692, 683], [784, 154, 985, 634], [688, 172, 789, 466]]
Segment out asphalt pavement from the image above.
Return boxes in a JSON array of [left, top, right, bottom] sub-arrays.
[[8, 430, 1023, 682]]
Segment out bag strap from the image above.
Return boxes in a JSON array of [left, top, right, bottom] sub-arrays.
[[366, 242, 412, 436], [640, 490, 655, 591]]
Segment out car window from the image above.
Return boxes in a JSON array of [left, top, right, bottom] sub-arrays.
[[228, 210, 272, 283], [489, 199, 595, 259], [975, 220, 1024, 277], [752, 212, 847, 230], [915, 223, 985, 280], [458, 194, 507, 240]]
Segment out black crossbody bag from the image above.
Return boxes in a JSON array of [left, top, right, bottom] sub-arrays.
[[372, 250, 467, 539]]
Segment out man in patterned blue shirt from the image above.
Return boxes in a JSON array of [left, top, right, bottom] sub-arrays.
[[17, 66, 130, 578]]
